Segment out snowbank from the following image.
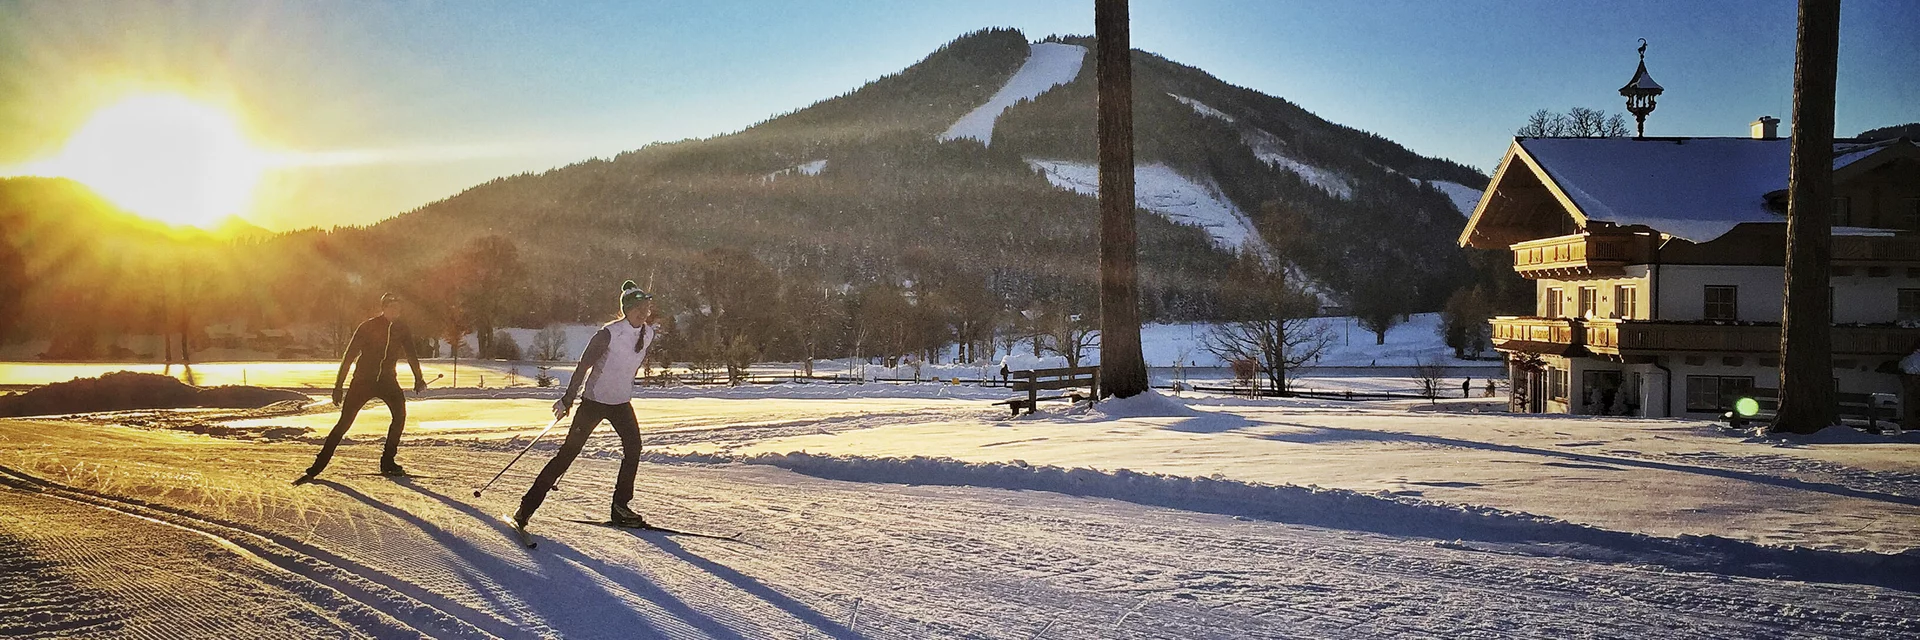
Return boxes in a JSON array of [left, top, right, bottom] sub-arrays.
[[650, 451, 1920, 591], [998, 354, 1067, 372], [0, 371, 307, 417], [939, 42, 1086, 145]]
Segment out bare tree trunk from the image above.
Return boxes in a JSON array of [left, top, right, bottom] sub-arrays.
[[1096, 0, 1148, 398], [1773, 0, 1840, 434]]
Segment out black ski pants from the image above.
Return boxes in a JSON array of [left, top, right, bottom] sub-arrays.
[[307, 378, 407, 474], [517, 399, 643, 520]]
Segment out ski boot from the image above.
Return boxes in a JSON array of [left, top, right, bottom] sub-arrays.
[[610, 503, 650, 529], [291, 472, 318, 486], [379, 460, 408, 477]]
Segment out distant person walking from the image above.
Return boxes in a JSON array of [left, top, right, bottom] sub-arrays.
[[1462, 377, 1472, 398], [295, 293, 426, 484], [512, 280, 659, 532]]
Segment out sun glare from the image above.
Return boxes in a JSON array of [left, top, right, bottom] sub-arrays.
[[31, 94, 268, 228]]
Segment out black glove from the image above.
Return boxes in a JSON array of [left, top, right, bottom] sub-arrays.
[[331, 387, 343, 405]]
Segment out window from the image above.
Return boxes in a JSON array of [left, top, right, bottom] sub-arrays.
[[1548, 367, 1569, 401], [1900, 289, 1920, 323], [1578, 287, 1598, 318], [1703, 286, 1739, 321], [1831, 196, 1852, 227], [1544, 287, 1563, 317], [1686, 375, 1754, 412], [1614, 285, 1638, 319]]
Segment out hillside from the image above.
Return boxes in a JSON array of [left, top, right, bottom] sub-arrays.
[[366, 28, 1488, 321], [2, 28, 1496, 363]]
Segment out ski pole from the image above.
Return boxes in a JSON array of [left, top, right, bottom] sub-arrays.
[[474, 412, 566, 498]]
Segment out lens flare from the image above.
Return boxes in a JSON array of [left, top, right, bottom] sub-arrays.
[[28, 94, 267, 228]]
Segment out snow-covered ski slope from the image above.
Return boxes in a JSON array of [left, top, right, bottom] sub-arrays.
[[1170, 93, 1485, 215], [939, 42, 1086, 146], [5, 390, 1919, 638], [1027, 159, 1273, 259]]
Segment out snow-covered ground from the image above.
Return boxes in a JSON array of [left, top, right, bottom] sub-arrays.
[[5, 384, 1918, 638], [939, 42, 1086, 146], [1027, 159, 1272, 259]]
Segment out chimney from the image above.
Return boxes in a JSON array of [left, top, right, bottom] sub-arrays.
[[1751, 116, 1780, 140]]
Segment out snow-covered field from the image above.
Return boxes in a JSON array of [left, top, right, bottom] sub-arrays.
[[4, 383, 1918, 638]]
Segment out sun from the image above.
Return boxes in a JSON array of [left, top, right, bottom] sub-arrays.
[[32, 94, 268, 228]]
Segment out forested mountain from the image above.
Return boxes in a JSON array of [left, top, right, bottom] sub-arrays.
[[3, 28, 1497, 364]]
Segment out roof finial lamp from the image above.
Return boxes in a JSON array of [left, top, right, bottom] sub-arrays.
[[1620, 38, 1664, 138]]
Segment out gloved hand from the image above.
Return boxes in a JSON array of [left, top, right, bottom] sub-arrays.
[[331, 387, 343, 405], [552, 396, 573, 420], [414, 378, 427, 393]]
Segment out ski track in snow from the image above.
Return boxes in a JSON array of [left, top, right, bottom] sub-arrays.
[[1026, 159, 1272, 259], [5, 405, 1920, 638], [939, 42, 1086, 146]]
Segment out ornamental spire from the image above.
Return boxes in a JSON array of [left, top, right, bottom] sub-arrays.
[[1620, 39, 1664, 138]]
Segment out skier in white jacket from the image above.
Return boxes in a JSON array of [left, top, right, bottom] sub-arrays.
[[513, 280, 659, 529]]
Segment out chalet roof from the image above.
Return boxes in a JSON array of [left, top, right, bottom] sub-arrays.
[[1495, 137, 1915, 243]]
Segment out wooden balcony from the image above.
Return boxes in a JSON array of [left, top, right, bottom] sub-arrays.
[[1584, 319, 1920, 356], [1490, 316, 1585, 355], [1509, 232, 1649, 280]]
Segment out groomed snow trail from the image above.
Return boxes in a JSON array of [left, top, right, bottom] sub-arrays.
[[3, 415, 1918, 639], [939, 43, 1086, 146], [1026, 159, 1272, 259]]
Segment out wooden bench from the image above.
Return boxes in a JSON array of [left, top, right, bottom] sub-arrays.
[[994, 365, 1100, 416], [1721, 387, 1902, 432]]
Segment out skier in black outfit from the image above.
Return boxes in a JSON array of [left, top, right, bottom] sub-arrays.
[[295, 293, 427, 484], [512, 281, 658, 531]]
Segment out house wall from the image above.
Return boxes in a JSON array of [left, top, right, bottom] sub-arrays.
[[1653, 265, 1783, 322], [1550, 353, 1904, 419], [1836, 160, 1920, 228], [1534, 267, 1651, 319]]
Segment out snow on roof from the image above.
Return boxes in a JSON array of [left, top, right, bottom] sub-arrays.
[[1517, 137, 1902, 243], [1621, 64, 1663, 92], [939, 42, 1086, 146]]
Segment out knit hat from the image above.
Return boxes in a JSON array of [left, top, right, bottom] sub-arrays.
[[619, 280, 652, 312], [380, 292, 401, 305]]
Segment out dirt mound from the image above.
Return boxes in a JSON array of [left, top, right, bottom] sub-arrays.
[[0, 371, 309, 417]]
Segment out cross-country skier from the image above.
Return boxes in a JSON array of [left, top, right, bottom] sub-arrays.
[[295, 292, 426, 484], [512, 280, 658, 532]]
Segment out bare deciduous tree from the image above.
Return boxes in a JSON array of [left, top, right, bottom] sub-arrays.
[[531, 324, 569, 361]]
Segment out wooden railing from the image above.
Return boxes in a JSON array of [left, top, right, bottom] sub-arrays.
[[1490, 316, 1583, 352], [1584, 319, 1920, 355], [1509, 232, 1646, 279]]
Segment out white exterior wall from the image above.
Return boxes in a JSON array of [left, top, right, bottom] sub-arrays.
[[1535, 266, 1651, 319], [1651, 264, 1915, 323], [1653, 265, 1782, 322]]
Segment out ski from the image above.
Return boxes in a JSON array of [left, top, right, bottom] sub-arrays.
[[502, 513, 537, 548], [562, 518, 744, 542], [349, 473, 441, 480]]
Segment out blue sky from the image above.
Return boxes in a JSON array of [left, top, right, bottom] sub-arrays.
[[2, 0, 1914, 229]]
